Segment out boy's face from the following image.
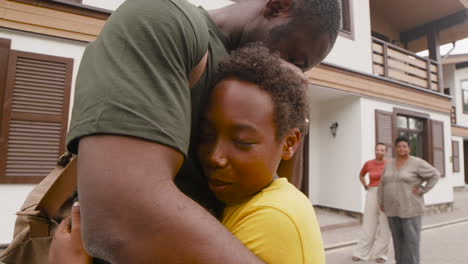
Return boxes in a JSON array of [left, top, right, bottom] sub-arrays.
[[198, 78, 286, 204]]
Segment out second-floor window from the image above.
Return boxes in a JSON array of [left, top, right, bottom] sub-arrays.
[[339, 0, 353, 39], [462, 80, 468, 114]]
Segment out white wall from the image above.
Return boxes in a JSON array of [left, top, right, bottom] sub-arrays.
[[308, 99, 322, 205], [451, 136, 466, 187], [361, 98, 454, 205], [0, 186, 35, 243], [454, 67, 468, 127], [323, 0, 373, 74], [443, 64, 456, 106], [308, 96, 364, 212], [0, 29, 87, 243]]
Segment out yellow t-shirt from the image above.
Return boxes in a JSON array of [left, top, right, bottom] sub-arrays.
[[222, 178, 325, 264]]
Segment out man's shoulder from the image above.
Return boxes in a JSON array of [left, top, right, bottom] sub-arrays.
[[109, 0, 210, 41]]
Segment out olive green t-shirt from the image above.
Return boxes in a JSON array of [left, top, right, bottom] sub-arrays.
[[66, 0, 230, 215]]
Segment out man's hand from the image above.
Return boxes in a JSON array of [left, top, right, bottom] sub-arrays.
[[363, 185, 369, 191], [379, 204, 384, 212], [49, 202, 92, 264]]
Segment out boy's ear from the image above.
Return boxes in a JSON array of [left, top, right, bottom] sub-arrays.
[[281, 128, 301, 161], [263, 0, 293, 19]]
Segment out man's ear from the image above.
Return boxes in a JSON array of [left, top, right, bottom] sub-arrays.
[[263, 0, 294, 19], [281, 128, 301, 161]]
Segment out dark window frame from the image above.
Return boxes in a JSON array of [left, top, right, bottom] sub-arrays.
[[339, 0, 355, 40], [0, 38, 11, 133], [393, 108, 430, 161], [375, 109, 445, 176], [395, 114, 429, 160], [452, 140, 460, 172], [461, 79, 468, 114]]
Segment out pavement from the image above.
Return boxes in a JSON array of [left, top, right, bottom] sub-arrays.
[[326, 220, 468, 264], [3, 187, 467, 260], [317, 186, 468, 263]]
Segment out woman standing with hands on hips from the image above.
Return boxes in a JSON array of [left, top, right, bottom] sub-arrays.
[[352, 143, 391, 263], [378, 136, 440, 264]]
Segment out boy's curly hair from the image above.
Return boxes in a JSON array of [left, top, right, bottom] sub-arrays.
[[216, 43, 309, 140]]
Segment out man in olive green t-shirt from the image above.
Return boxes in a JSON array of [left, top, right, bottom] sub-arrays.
[[66, 0, 340, 262]]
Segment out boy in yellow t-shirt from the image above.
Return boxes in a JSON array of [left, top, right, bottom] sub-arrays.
[[49, 44, 324, 264], [197, 44, 325, 264]]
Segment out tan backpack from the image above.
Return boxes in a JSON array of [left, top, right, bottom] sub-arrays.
[[0, 153, 77, 264]]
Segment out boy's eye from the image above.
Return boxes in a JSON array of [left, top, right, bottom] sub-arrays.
[[233, 139, 256, 147]]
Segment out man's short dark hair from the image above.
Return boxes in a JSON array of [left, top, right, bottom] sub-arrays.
[[395, 136, 410, 146], [271, 0, 341, 44], [216, 43, 309, 141]]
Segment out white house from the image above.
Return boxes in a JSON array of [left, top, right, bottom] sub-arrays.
[[303, 0, 468, 214], [444, 54, 468, 188]]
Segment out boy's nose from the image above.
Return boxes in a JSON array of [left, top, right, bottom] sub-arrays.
[[207, 142, 228, 168]]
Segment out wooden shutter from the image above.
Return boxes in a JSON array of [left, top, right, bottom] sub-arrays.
[[1, 39, 12, 128], [0, 50, 73, 184], [430, 120, 445, 177], [452, 140, 460, 172], [375, 110, 394, 157]]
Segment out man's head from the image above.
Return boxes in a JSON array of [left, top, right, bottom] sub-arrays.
[[198, 44, 309, 204], [239, 0, 340, 71]]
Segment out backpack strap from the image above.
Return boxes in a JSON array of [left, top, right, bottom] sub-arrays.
[[16, 152, 77, 238]]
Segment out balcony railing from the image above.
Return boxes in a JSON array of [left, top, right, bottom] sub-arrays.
[[372, 37, 442, 92]]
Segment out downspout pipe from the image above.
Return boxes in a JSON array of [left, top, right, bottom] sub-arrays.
[[441, 42, 457, 61]]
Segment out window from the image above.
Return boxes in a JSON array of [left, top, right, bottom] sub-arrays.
[[452, 141, 460, 172], [375, 109, 445, 176], [0, 38, 73, 184], [339, 0, 354, 39], [396, 115, 425, 159], [462, 80, 468, 114]]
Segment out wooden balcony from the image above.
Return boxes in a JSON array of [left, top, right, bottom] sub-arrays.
[[372, 37, 442, 93]]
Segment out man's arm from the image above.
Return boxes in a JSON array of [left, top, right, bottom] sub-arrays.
[[78, 135, 263, 264]]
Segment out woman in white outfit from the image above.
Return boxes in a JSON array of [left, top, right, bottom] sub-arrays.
[[352, 143, 391, 263]]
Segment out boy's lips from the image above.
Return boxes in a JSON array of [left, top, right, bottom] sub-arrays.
[[208, 178, 233, 192]]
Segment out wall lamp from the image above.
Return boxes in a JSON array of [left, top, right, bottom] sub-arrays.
[[330, 122, 339, 137]]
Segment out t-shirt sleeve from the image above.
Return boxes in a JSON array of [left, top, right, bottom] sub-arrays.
[[360, 161, 369, 176], [66, 0, 208, 156], [229, 207, 304, 264]]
